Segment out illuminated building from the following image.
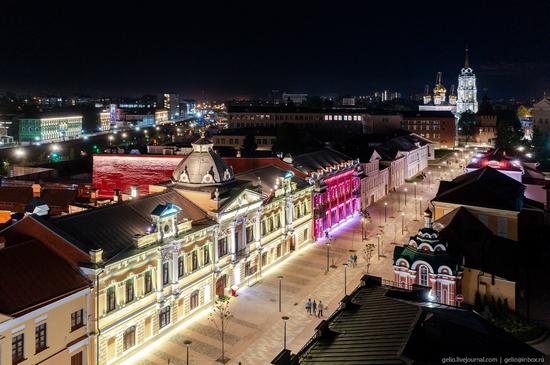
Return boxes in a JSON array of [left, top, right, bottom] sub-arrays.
[[464, 148, 523, 182], [99, 110, 111, 131], [401, 111, 456, 148], [163, 93, 180, 120], [0, 236, 92, 365], [18, 114, 82, 142], [227, 105, 366, 129], [530, 97, 550, 139], [7, 135, 313, 364], [393, 208, 461, 305], [154, 109, 169, 124], [456, 48, 478, 115], [419, 72, 455, 112], [290, 149, 363, 240]]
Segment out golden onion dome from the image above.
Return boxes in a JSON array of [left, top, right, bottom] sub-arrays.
[[433, 84, 446, 94]]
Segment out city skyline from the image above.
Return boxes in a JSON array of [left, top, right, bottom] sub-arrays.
[[1, 1, 549, 99]]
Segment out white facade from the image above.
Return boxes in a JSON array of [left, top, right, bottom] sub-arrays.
[[531, 97, 550, 138], [360, 151, 389, 208], [456, 49, 478, 114]]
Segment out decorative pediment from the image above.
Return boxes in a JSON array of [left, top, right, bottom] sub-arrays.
[[221, 189, 263, 214]]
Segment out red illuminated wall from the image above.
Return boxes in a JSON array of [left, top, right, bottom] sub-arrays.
[[92, 154, 308, 198], [93, 154, 184, 197]]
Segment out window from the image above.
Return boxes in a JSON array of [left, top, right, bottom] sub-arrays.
[[178, 256, 185, 278], [125, 279, 135, 303], [107, 286, 116, 313], [246, 225, 254, 243], [162, 262, 170, 286], [218, 236, 228, 257], [192, 251, 198, 271], [35, 323, 47, 353], [159, 306, 171, 329], [304, 228, 309, 242], [261, 220, 266, 235], [12, 333, 24, 364], [71, 352, 83, 365], [123, 326, 136, 351], [276, 215, 281, 229], [144, 271, 153, 294], [71, 309, 84, 331], [190, 290, 199, 310], [419, 265, 428, 286], [203, 246, 210, 265]]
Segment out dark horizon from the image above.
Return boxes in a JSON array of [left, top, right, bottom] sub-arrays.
[[1, 1, 549, 100]]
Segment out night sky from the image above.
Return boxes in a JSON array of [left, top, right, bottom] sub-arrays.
[[1, 1, 549, 99]]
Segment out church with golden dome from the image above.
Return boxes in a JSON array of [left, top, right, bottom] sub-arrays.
[[420, 71, 457, 112]]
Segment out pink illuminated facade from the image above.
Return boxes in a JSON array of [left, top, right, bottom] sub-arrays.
[[292, 149, 363, 240]]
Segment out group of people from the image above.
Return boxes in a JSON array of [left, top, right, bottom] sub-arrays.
[[348, 253, 358, 268], [305, 298, 324, 317]]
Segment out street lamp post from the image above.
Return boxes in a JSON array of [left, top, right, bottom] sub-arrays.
[[404, 188, 408, 207], [184, 340, 192, 365], [414, 182, 417, 200], [343, 263, 348, 295], [278, 275, 283, 312], [415, 198, 418, 221], [282, 316, 290, 350], [326, 241, 330, 272], [384, 202, 388, 223], [401, 212, 405, 235]]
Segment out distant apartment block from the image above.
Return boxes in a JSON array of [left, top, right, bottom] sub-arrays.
[[18, 114, 82, 142]]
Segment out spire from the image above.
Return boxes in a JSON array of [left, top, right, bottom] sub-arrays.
[[424, 84, 429, 95], [450, 84, 455, 96], [464, 46, 470, 69]]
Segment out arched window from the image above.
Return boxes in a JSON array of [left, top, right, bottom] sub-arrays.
[[419, 265, 429, 287], [123, 326, 136, 351]]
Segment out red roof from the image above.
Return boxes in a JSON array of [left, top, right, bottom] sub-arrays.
[[0, 239, 90, 316]]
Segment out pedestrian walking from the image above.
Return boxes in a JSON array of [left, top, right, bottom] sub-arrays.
[[353, 253, 358, 268], [306, 298, 311, 314], [312, 300, 317, 315], [318, 301, 324, 317]]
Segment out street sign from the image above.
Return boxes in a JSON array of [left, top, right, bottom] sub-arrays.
[[456, 294, 464, 303]]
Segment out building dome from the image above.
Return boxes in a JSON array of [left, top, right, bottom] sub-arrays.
[[172, 134, 235, 186], [433, 84, 446, 95]]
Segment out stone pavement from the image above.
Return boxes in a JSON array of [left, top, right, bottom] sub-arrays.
[[124, 158, 461, 365]]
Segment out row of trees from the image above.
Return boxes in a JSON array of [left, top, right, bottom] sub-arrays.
[[457, 109, 524, 148]]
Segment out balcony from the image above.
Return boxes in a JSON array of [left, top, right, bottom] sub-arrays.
[[236, 247, 249, 260]]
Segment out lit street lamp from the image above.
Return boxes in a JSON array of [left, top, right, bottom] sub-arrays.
[[282, 316, 290, 350], [343, 263, 348, 295], [404, 188, 408, 207], [184, 340, 192, 365], [401, 212, 405, 235], [384, 202, 388, 223], [326, 241, 330, 272], [376, 233, 382, 258]]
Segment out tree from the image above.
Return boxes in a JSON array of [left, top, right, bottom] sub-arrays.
[[457, 111, 478, 144], [495, 110, 523, 148], [361, 242, 376, 274], [241, 133, 257, 157], [209, 295, 232, 364]]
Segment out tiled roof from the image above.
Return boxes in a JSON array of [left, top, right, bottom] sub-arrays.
[[0, 239, 90, 317], [433, 167, 525, 211], [45, 190, 211, 262]]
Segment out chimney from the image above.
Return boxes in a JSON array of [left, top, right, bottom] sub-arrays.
[[130, 185, 140, 199], [0, 236, 5, 249], [31, 183, 41, 198], [89, 248, 103, 264], [113, 188, 121, 202], [236, 149, 242, 158]]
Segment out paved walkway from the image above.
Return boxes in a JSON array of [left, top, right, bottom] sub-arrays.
[[124, 157, 462, 365]]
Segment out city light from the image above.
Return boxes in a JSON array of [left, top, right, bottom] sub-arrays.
[[14, 148, 25, 157], [51, 144, 60, 151]]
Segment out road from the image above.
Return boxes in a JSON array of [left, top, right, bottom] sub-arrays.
[[123, 152, 468, 365]]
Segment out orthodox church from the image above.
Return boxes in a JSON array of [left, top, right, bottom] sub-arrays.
[[419, 48, 478, 117], [393, 208, 462, 306]]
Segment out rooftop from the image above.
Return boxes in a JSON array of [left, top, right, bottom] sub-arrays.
[[279, 276, 541, 364], [434, 166, 525, 211], [0, 239, 90, 317], [292, 148, 355, 175]]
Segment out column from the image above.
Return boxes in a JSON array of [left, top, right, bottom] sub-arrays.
[[213, 227, 219, 263], [230, 223, 236, 262], [254, 209, 262, 247], [172, 250, 178, 285], [155, 250, 163, 299]]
